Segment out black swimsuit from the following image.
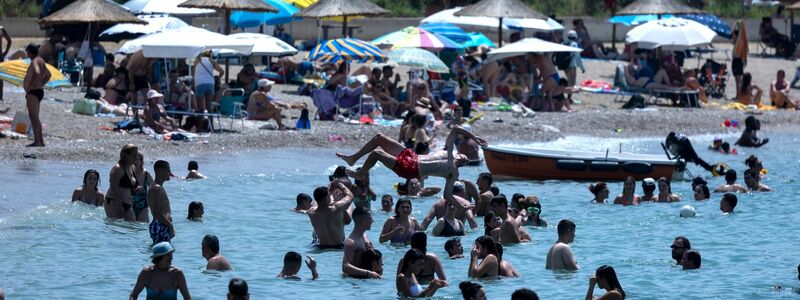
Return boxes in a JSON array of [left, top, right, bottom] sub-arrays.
[[107, 170, 135, 211], [439, 219, 465, 237], [28, 89, 44, 102]]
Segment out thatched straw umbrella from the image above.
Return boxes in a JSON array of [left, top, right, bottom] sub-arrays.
[[178, 0, 278, 34], [295, 0, 390, 38], [454, 0, 547, 47], [39, 0, 146, 86]]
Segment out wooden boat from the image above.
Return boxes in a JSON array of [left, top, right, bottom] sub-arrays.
[[482, 146, 683, 181]]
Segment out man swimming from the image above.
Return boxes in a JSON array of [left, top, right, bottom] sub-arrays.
[[307, 182, 353, 248], [201, 235, 232, 271], [713, 170, 748, 193], [736, 116, 769, 148], [744, 169, 773, 192]]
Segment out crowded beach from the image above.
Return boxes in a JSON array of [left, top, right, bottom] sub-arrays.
[[1, 0, 800, 299]]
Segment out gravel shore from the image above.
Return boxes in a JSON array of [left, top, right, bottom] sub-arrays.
[[1, 45, 799, 163]]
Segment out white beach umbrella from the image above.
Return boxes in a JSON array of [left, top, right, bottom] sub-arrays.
[[217, 33, 298, 56], [122, 0, 215, 15], [625, 17, 716, 50], [486, 37, 582, 61], [421, 7, 562, 32], [119, 28, 254, 58], [99, 15, 193, 42]]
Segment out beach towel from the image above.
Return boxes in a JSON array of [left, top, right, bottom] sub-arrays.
[[721, 102, 775, 111]]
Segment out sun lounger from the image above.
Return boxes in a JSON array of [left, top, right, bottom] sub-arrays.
[[612, 64, 700, 108]]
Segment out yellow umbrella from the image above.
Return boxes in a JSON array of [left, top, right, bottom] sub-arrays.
[[286, 0, 315, 8], [0, 59, 72, 89]]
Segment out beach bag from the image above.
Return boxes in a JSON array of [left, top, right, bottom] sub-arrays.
[[553, 51, 571, 71], [116, 119, 140, 131], [72, 98, 97, 116], [622, 94, 646, 109], [11, 112, 31, 134]]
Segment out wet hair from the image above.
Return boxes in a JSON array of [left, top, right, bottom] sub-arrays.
[[490, 184, 500, 196], [459, 281, 483, 300], [745, 155, 761, 169], [228, 278, 249, 299], [118, 144, 138, 165], [410, 231, 428, 253], [329, 166, 347, 182], [188, 161, 199, 171], [397, 179, 410, 196], [722, 193, 738, 210], [724, 169, 737, 184], [589, 182, 607, 196], [399, 249, 426, 274], [414, 142, 430, 154], [284, 251, 302, 266], [202, 234, 220, 253], [352, 206, 371, 223], [362, 248, 382, 270], [474, 236, 498, 257], [511, 288, 540, 300], [296, 193, 312, 207], [744, 169, 759, 181], [595, 265, 626, 299], [557, 219, 576, 237], [444, 238, 460, 256], [699, 185, 710, 198], [26, 43, 39, 56], [187, 201, 203, 220], [720, 142, 731, 154], [490, 194, 508, 208], [623, 176, 636, 193], [484, 211, 497, 236], [658, 177, 672, 193], [511, 193, 525, 208], [741, 73, 752, 94], [674, 236, 691, 250], [83, 169, 101, 190], [685, 251, 702, 268], [494, 242, 505, 262], [452, 181, 465, 195], [691, 176, 707, 190], [394, 198, 412, 218], [313, 186, 329, 202], [478, 172, 493, 186]]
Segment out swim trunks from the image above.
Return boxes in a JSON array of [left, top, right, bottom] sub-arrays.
[[392, 148, 420, 180], [27, 89, 44, 102], [732, 58, 744, 76], [149, 218, 173, 244]]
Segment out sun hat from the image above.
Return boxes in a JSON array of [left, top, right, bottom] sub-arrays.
[[642, 177, 655, 186], [567, 30, 578, 39], [257, 78, 275, 88], [151, 242, 175, 258], [147, 90, 164, 100]]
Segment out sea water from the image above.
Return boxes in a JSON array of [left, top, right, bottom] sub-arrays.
[[1, 134, 799, 299]]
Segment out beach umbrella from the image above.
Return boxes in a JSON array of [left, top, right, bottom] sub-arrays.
[[306, 38, 386, 63], [39, 0, 147, 26], [454, 0, 547, 47], [387, 48, 449, 73], [675, 14, 731, 39], [615, 0, 704, 16], [99, 15, 192, 42], [486, 38, 581, 61], [372, 26, 463, 51], [505, 17, 564, 31], [295, 0, 389, 38], [217, 32, 298, 56], [230, 0, 300, 27], [460, 32, 496, 48], [625, 18, 716, 50], [122, 0, 216, 15], [178, 0, 278, 34], [422, 7, 561, 35], [0, 59, 72, 89], [609, 14, 670, 26], [285, 0, 315, 8], [119, 28, 254, 58], [420, 22, 471, 43]]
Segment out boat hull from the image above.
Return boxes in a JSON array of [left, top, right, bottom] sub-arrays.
[[483, 146, 681, 181]]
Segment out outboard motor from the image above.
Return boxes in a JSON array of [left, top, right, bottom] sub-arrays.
[[664, 132, 729, 176]]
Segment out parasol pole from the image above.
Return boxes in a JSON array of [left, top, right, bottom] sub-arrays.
[[343, 16, 348, 38], [498, 17, 504, 47], [224, 9, 232, 83]]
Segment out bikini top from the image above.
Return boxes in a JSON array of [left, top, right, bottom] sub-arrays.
[[439, 219, 464, 237], [146, 271, 178, 300], [119, 169, 135, 189]]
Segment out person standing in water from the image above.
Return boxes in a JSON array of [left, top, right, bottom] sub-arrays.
[[343, 206, 381, 278], [23, 43, 51, 147], [72, 169, 104, 206], [133, 153, 153, 222], [130, 242, 191, 300], [585, 265, 626, 300], [307, 182, 354, 249], [201, 235, 232, 271], [546, 219, 579, 271], [614, 177, 640, 205], [148, 160, 175, 244], [106, 144, 138, 220], [0, 26, 11, 102]]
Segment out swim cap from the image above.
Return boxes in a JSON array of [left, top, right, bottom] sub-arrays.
[[680, 205, 697, 218]]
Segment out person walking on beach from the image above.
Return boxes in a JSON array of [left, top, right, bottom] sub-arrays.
[[546, 219, 579, 271], [564, 30, 585, 89], [343, 206, 381, 278], [23, 43, 51, 147], [308, 182, 353, 248], [148, 160, 175, 244], [0, 26, 11, 102], [106, 144, 138, 220], [201, 235, 232, 271], [130, 242, 191, 300]]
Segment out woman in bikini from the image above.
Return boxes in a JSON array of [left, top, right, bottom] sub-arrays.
[[614, 176, 640, 206], [132, 152, 154, 222], [432, 203, 465, 237], [103, 66, 129, 105], [130, 242, 191, 300], [468, 236, 499, 278], [379, 198, 421, 244], [105, 144, 138, 220], [396, 232, 447, 284], [396, 249, 445, 298], [738, 73, 763, 106], [71, 169, 104, 206]]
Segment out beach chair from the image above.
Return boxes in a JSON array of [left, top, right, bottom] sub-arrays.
[[698, 59, 728, 99], [335, 85, 371, 118], [612, 64, 700, 107], [311, 88, 337, 120], [58, 50, 83, 87]]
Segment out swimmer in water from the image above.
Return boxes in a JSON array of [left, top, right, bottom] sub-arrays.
[[520, 195, 548, 227], [720, 193, 738, 213], [186, 161, 206, 180], [585, 265, 626, 299], [277, 251, 318, 280], [445, 238, 464, 259], [396, 249, 446, 297], [546, 219, 579, 271], [693, 184, 710, 201], [714, 170, 748, 193], [201, 235, 232, 271], [745, 155, 764, 176], [490, 194, 531, 243], [343, 206, 380, 278], [187, 201, 204, 221], [735, 116, 769, 148], [653, 177, 680, 202], [682, 251, 701, 270], [294, 193, 313, 213], [744, 169, 773, 192], [379, 198, 421, 244], [72, 169, 104, 206], [459, 281, 487, 300], [380, 195, 393, 212], [228, 278, 249, 299], [495, 243, 520, 277], [614, 176, 641, 205], [588, 182, 609, 203], [396, 232, 447, 284], [468, 236, 500, 278], [397, 178, 440, 197], [640, 178, 656, 202], [307, 182, 354, 249]]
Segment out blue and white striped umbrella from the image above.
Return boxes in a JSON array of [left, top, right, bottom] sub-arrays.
[[419, 22, 470, 43], [306, 38, 386, 63], [387, 48, 449, 73]]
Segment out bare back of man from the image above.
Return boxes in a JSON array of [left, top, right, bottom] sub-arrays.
[[127, 50, 152, 104], [545, 242, 578, 270], [148, 183, 175, 243], [308, 183, 353, 248]]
